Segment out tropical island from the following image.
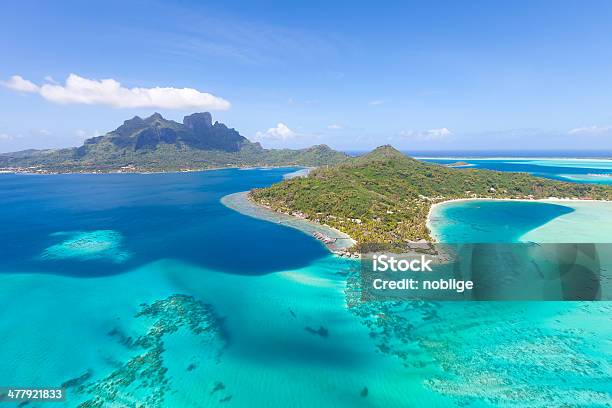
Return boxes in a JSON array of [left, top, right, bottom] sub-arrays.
[[250, 145, 612, 249], [445, 161, 472, 167], [0, 112, 348, 173]]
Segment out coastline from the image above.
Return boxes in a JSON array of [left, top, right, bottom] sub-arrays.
[[282, 167, 313, 179], [0, 164, 306, 176], [221, 191, 357, 255], [426, 197, 612, 243], [230, 191, 612, 250]]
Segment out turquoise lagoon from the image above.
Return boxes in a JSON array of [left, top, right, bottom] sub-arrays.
[[1, 168, 611, 407], [429, 199, 612, 243]]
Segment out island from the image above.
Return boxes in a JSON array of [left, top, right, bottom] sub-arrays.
[[249, 145, 612, 249], [0, 112, 348, 173], [445, 161, 472, 167]]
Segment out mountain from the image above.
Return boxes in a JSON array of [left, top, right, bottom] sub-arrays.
[[0, 113, 348, 172], [251, 145, 612, 248]]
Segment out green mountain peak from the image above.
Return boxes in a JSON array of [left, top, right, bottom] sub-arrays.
[[0, 113, 349, 172]]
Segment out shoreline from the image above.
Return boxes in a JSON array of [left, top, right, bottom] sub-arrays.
[[282, 167, 313, 179], [426, 196, 612, 242], [0, 165, 305, 176], [226, 191, 612, 250], [221, 191, 357, 256]]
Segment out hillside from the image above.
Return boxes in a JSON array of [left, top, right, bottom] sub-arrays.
[[0, 113, 348, 173], [250, 145, 612, 248]]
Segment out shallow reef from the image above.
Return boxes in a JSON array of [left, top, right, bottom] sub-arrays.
[[345, 270, 612, 407], [40, 230, 131, 263], [62, 294, 226, 408]]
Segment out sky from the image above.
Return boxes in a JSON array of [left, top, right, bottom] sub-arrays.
[[2, 0, 612, 153]]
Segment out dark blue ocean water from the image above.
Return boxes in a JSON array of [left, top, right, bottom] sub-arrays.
[[0, 169, 328, 277]]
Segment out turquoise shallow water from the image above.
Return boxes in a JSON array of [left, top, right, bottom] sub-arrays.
[[1, 168, 611, 407], [429, 199, 612, 244], [0, 170, 451, 407], [428, 200, 575, 243]]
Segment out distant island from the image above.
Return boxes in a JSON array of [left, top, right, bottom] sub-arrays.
[[445, 161, 472, 167], [0, 112, 348, 173], [250, 145, 612, 249]]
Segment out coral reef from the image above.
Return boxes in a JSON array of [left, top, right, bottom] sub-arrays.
[[63, 294, 226, 407], [346, 270, 612, 407]]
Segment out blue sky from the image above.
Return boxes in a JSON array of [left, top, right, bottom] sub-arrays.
[[2, 0, 612, 152]]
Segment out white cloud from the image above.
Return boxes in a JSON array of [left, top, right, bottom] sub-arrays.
[[1, 75, 40, 93], [1, 74, 231, 110], [398, 128, 453, 141], [255, 122, 296, 141], [327, 124, 343, 130], [369, 100, 384, 106], [424, 127, 452, 139], [569, 125, 612, 135]]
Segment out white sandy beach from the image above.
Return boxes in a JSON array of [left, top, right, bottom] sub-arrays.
[[221, 191, 357, 253]]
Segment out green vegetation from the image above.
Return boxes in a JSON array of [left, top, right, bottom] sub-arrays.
[[251, 145, 612, 248], [0, 113, 348, 173]]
